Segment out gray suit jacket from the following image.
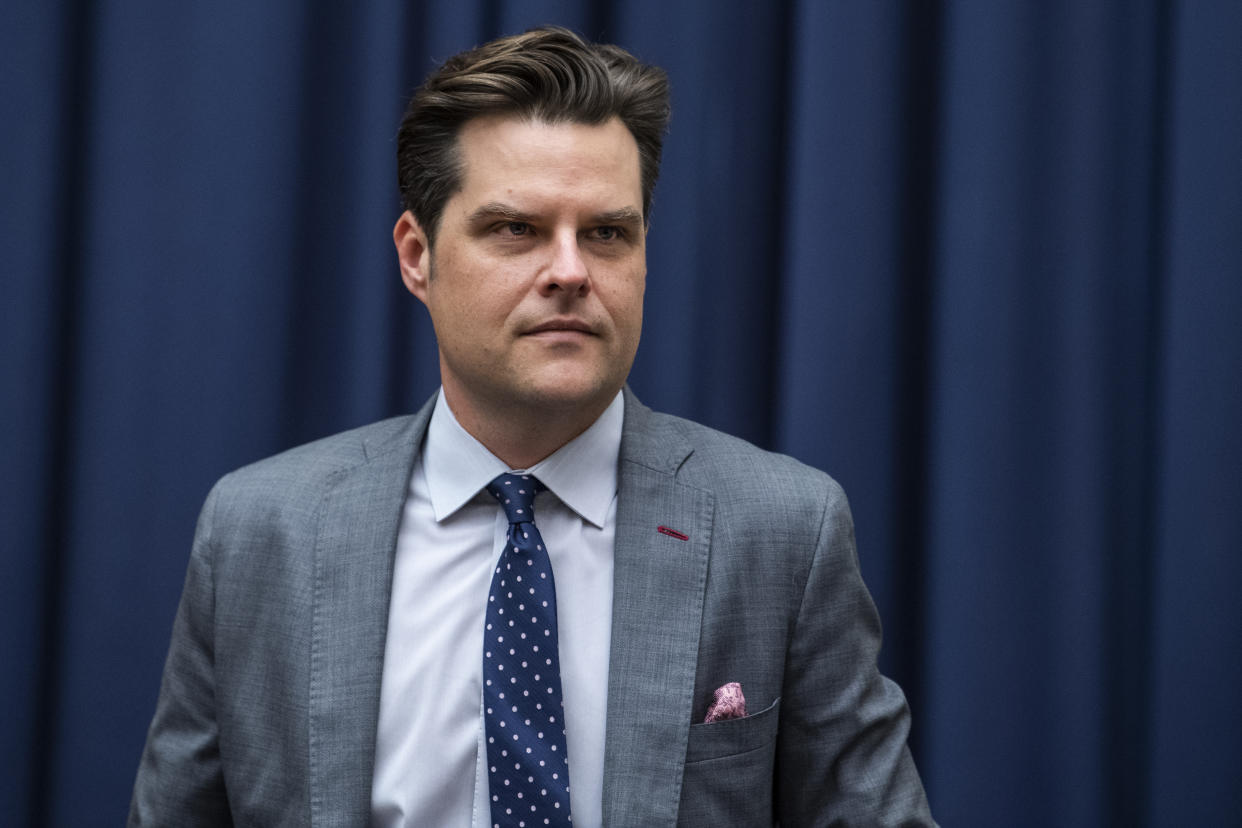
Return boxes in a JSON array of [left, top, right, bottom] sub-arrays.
[[130, 390, 934, 826]]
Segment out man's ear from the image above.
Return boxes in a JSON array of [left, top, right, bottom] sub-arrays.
[[394, 210, 432, 304]]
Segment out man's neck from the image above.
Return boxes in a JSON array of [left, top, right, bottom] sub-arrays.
[[440, 387, 618, 470]]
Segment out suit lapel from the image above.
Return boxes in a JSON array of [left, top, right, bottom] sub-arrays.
[[602, 391, 715, 827], [307, 403, 432, 827]]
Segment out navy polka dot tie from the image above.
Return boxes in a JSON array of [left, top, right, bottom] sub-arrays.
[[484, 473, 572, 827]]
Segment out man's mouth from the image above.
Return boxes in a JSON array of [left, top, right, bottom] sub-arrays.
[[524, 318, 596, 336]]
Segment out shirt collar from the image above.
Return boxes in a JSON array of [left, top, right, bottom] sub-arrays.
[[423, 388, 623, 529]]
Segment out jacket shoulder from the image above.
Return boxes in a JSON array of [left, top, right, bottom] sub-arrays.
[[202, 415, 422, 533], [220, 414, 416, 486], [640, 407, 846, 515], [650, 409, 844, 489]]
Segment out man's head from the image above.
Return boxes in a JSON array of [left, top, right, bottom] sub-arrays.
[[396, 26, 670, 246], [393, 29, 671, 465]]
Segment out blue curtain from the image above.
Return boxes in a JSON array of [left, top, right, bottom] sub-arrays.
[[4, 2, 1240, 824]]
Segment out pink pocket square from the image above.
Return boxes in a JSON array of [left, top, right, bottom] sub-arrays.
[[704, 682, 747, 722]]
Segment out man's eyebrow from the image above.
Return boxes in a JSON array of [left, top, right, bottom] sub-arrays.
[[592, 207, 644, 227], [466, 202, 535, 225], [465, 203, 645, 228]]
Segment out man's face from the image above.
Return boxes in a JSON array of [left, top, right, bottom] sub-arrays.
[[397, 115, 646, 429]]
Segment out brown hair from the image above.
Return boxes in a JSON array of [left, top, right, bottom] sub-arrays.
[[396, 26, 671, 244]]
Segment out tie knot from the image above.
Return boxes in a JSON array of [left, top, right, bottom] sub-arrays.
[[486, 473, 546, 524]]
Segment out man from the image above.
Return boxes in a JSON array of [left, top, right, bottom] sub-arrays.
[[130, 26, 934, 827]]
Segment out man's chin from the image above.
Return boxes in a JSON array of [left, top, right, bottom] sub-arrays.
[[517, 382, 619, 413], [508, 370, 626, 415]]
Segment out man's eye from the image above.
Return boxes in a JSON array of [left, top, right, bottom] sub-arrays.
[[594, 226, 620, 241], [505, 222, 530, 236]]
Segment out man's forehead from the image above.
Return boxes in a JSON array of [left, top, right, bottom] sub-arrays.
[[452, 115, 642, 203]]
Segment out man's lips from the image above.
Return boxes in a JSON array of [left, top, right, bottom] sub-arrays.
[[523, 319, 597, 336]]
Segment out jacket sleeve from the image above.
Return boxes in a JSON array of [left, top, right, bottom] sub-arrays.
[[129, 482, 233, 826], [775, 478, 936, 826]]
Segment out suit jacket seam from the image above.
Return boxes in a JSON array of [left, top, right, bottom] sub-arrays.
[[201, 483, 227, 814], [786, 480, 832, 662]]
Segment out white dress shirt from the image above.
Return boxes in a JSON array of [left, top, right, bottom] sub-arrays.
[[371, 389, 621, 827]]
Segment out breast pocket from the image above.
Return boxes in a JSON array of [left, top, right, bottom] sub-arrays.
[[685, 696, 780, 763], [678, 698, 781, 826]]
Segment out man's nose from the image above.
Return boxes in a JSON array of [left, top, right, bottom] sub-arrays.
[[537, 232, 590, 296]]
